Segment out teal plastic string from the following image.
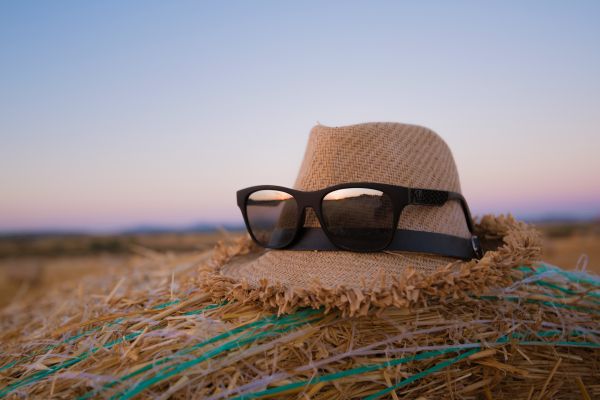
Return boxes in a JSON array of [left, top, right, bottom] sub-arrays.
[[151, 299, 181, 310], [515, 263, 600, 305], [534, 280, 600, 303], [183, 302, 225, 315], [78, 308, 322, 400], [0, 317, 124, 373], [79, 318, 278, 400], [518, 263, 600, 287], [0, 361, 16, 373], [0, 331, 143, 397], [228, 347, 468, 400], [475, 294, 600, 315], [77, 302, 236, 400], [1, 297, 224, 375], [228, 334, 600, 400], [111, 312, 323, 400], [517, 340, 600, 348], [363, 348, 480, 400], [1, 303, 228, 398], [114, 322, 316, 400], [94, 321, 600, 399]]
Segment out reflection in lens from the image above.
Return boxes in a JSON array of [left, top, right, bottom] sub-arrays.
[[246, 190, 298, 247], [322, 188, 394, 251]]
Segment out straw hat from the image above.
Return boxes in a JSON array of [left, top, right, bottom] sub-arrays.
[[209, 122, 540, 315]]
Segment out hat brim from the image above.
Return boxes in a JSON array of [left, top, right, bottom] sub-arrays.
[[220, 249, 455, 289], [201, 214, 541, 316]]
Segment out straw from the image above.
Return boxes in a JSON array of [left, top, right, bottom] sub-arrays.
[[1, 244, 599, 399]]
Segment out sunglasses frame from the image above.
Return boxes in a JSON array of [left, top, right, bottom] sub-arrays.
[[237, 182, 476, 253]]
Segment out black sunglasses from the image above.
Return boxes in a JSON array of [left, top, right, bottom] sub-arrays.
[[237, 183, 482, 259]]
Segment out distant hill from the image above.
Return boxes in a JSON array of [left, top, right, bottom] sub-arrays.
[[0, 222, 246, 238], [522, 214, 600, 225], [121, 223, 245, 235]]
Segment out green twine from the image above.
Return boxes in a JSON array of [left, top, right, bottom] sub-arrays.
[[0, 318, 124, 373], [183, 301, 226, 315], [475, 294, 600, 315], [518, 263, 600, 287], [471, 263, 600, 314], [151, 299, 181, 310], [534, 280, 600, 304], [0, 361, 16, 373], [110, 310, 323, 400], [228, 335, 600, 400], [364, 348, 480, 400], [229, 347, 473, 400], [0, 303, 228, 398], [77, 308, 322, 400], [0, 331, 143, 397]]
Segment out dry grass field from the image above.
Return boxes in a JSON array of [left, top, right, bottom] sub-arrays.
[[539, 221, 600, 274], [0, 222, 598, 308], [0, 230, 242, 307]]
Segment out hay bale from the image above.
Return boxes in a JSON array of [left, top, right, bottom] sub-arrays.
[[1, 238, 599, 399]]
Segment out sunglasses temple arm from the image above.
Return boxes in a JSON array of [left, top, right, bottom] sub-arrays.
[[447, 192, 476, 233], [409, 189, 476, 234]]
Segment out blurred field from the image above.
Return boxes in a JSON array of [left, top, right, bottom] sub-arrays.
[[0, 230, 243, 307], [0, 222, 598, 308]]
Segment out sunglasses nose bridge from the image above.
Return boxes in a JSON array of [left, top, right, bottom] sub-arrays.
[[298, 206, 324, 229]]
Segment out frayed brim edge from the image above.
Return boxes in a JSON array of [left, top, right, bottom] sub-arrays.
[[197, 215, 542, 316]]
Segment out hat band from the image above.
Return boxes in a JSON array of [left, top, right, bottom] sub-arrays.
[[281, 228, 483, 259]]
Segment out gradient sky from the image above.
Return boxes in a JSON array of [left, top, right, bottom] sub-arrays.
[[1, 1, 599, 232]]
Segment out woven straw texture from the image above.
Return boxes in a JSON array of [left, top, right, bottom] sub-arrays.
[[223, 122, 474, 289]]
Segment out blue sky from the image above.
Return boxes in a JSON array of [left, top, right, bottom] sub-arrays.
[[1, 1, 599, 232]]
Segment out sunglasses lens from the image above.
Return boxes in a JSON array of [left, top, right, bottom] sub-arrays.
[[246, 190, 298, 248], [322, 188, 394, 251]]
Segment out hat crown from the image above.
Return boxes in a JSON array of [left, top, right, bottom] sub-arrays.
[[294, 122, 461, 191], [294, 122, 470, 238]]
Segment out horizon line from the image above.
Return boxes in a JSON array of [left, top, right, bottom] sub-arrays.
[[1, 212, 598, 237]]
